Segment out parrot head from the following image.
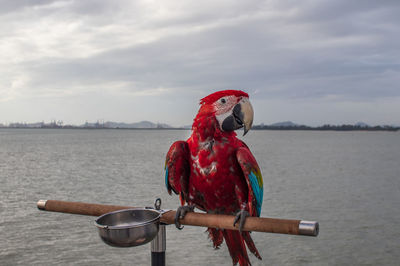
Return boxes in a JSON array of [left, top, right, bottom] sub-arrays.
[[197, 90, 254, 136]]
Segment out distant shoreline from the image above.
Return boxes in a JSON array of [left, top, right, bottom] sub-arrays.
[[252, 125, 399, 132], [2, 120, 398, 132], [0, 126, 398, 132]]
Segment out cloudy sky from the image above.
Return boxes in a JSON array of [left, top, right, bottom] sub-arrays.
[[1, 0, 399, 127]]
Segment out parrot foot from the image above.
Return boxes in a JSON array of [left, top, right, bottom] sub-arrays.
[[233, 209, 250, 233], [175, 205, 195, 230]]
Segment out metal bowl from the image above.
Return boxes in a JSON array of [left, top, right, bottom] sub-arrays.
[[94, 208, 161, 247]]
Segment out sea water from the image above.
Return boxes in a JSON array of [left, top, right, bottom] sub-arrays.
[[1, 129, 399, 265]]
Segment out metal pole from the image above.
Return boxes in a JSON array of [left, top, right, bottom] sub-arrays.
[[151, 224, 166, 266], [150, 198, 166, 266]]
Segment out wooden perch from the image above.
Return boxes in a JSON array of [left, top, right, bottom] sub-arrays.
[[37, 199, 318, 236]]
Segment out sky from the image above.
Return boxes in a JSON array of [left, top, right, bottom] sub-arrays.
[[0, 0, 399, 127]]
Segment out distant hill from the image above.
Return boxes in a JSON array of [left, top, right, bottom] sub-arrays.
[[103, 121, 172, 129], [355, 122, 369, 128], [269, 121, 301, 127]]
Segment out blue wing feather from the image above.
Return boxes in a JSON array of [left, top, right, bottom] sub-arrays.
[[249, 171, 263, 216], [165, 167, 169, 190]]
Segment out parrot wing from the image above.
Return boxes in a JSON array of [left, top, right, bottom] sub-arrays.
[[236, 146, 264, 217], [165, 141, 190, 205]]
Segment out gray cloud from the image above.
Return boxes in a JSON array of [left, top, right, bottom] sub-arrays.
[[1, 0, 399, 125], [0, 0, 56, 14]]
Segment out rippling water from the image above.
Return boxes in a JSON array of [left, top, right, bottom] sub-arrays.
[[1, 129, 399, 265]]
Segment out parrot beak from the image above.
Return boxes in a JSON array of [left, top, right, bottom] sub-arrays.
[[239, 98, 254, 136], [221, 98, 254, 136]]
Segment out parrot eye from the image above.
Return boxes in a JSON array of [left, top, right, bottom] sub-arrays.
[[220, 98, 226, 104]]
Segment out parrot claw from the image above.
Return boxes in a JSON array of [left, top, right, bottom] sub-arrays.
[[175, 205, 195, 230], [233, 209, 250, 233]]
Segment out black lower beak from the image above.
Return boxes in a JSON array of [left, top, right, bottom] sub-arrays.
[[221, 104, 244, 132], [233, 104, 244, 126]]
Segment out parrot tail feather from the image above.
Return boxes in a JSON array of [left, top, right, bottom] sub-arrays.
[[222, 229, 251, 266], [242, 231, 262, 260], [207, 228, 224, 249], [179, 194, 186, 206]]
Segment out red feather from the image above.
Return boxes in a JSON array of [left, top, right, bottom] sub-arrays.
[[200, 90, 249, 105], [236, 146, 263, 217], [165, 141, 190, 204]]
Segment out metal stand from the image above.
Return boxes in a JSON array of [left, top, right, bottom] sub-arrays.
[[151, 199, 166, 266], [151, 224, 166, 266]]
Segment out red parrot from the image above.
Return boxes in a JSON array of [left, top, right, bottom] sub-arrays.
[[165, 90, 263, 266]]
